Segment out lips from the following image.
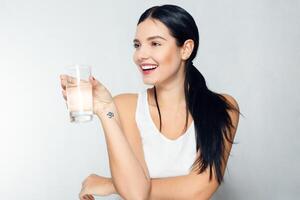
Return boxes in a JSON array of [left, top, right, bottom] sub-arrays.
[[142, 68, 157, 75], [139, 63, 158, 75], [140, 63, 158, 71]]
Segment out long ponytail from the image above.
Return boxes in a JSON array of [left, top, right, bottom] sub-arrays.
[[185, 60, 238, 184]]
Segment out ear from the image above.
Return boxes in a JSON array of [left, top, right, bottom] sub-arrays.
[[180, 39, 194, 60]]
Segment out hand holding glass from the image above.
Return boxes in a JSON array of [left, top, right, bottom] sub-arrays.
[[64, 65, 93, 123]]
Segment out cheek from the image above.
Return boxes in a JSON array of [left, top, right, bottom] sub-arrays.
[[158, 47, 181, 69]]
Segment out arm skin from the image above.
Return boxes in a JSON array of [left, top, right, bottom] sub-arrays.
[[96, 102, 151, 200], [109, 93, 240, 200], [148, 171, 218, 200]]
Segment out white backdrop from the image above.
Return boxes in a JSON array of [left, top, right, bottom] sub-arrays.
[[0, 0, 299, 199]]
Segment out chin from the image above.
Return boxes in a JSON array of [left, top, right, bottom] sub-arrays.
[[143, 81, 155, 86], [142, 78, 157, 86]]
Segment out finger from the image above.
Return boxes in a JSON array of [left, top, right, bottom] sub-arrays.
[[62, 90, 67, 101], [60, 74, 67, 80], [79, 190, 87, 200], [89, 76, 103, 88], [81, 195, 89, 200], [81, 193, 93, 200], [60, 78, 67, 90], [61, 74, 78, 85], [82, 194, 88, 200], [60, 74, 72, 82], [66, 75, 78, 85], [60, 74, 79, 89], [85, 194, 94, 200], [89, 76, 96, 87], [79, 185, 93, 200], [65, 76, 90, 89]]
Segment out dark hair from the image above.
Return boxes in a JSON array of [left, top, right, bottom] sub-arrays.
[[137, 4, 241, 184]]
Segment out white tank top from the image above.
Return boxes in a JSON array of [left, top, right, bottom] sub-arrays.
[[135, 89, 198, 178]]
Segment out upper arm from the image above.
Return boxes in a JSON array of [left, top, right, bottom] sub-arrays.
[[190, 94, 240, 199], [113, 93, 150, 179], [221, 93, 240, 164]]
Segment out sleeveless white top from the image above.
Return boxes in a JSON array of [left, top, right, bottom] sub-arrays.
[[135, 89, 198, 178]]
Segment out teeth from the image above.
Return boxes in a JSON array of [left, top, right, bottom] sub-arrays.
[[141, 65, 158, 70]]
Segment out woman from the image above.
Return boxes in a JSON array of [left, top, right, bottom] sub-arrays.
[[61, 4, 240, 200]]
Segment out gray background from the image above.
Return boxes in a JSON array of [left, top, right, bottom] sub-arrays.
[[0, 0, 299, 199]]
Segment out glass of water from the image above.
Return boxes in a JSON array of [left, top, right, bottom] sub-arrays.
[[65, 64, 93, 123]]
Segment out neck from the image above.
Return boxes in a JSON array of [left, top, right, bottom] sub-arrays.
[[149, 69, 186, 109]]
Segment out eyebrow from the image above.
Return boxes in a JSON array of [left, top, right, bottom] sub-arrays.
[[133, 35, 167, 43]]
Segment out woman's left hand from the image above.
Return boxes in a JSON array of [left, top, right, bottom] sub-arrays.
[[79, 174, 115, 200]]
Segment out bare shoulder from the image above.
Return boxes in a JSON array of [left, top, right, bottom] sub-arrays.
[[219, 93, 240, 136], [112, 92, 140, 136], [220, 93, 239, 110], [113, 93, 138, 116]]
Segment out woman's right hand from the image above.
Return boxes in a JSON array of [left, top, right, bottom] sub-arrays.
[[60, 75, 114, 116], [79, 174, 116, 200]]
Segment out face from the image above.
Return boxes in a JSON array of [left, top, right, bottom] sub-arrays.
[[133, 18, 185, 85]]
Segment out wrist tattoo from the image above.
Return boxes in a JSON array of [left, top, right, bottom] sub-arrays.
[[106, 111, 114, 118]]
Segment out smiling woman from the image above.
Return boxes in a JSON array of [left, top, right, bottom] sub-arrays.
[[129, 5, 241, 199], [61, 4, 241, 200]]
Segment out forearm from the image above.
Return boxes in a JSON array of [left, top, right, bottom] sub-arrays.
[[149, 175, 200, 200], [96, 103, 150, 200], [108, 174, 202, 200], [149, 170, 219, 200]]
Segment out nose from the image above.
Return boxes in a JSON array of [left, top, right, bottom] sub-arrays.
[[135, 45, 150, 62]]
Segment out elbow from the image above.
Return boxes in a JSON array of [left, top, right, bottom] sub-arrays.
[[194, 190, 219, 200], [192, 184, 219, 200], [120, 178, 151, 200], [133, 182, 151, 200], [193, 191, 210, 200], [122, 190, 150, 200]]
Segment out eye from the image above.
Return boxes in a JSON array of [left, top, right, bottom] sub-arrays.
[[151, 41, 161, 47], [133, 43, 140, 49]]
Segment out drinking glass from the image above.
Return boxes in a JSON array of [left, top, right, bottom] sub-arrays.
[[65, 64, 93, 123]]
